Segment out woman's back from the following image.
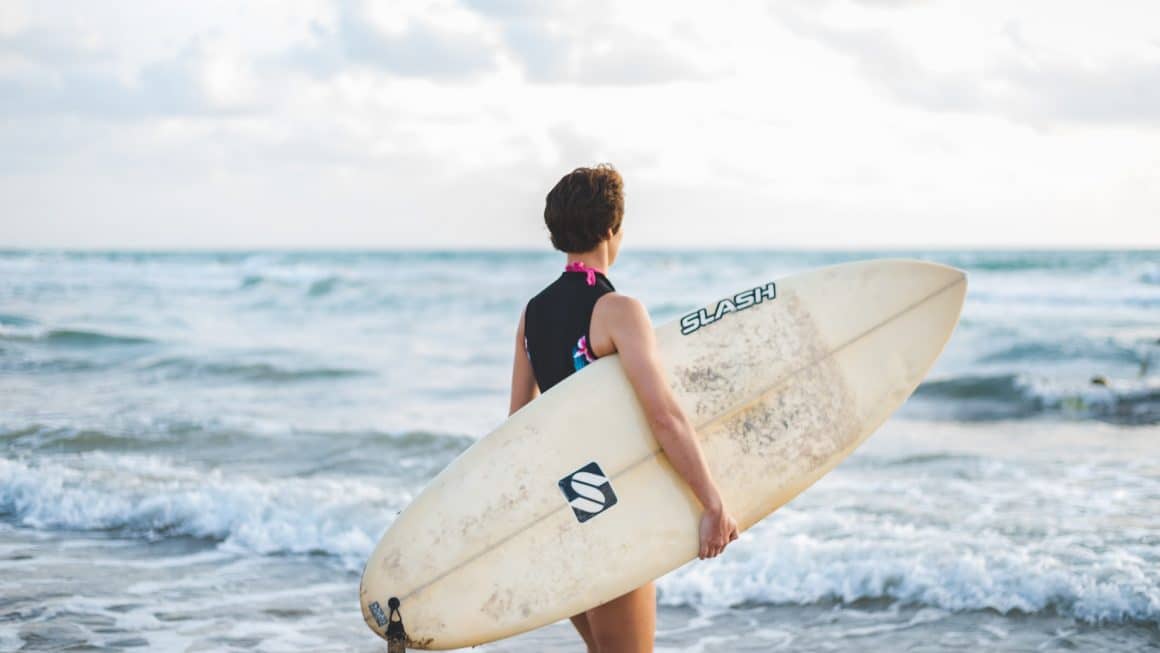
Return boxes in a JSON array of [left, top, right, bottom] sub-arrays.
[[524, 263, 615, 393]]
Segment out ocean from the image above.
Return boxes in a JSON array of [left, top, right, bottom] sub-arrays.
[[1, 249, 1157, 652]]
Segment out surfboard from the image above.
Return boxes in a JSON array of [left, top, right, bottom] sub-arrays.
[[361, 258, 967, 649]]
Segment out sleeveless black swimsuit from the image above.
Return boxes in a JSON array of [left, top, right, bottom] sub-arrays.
[[523, 261, 616, 392]]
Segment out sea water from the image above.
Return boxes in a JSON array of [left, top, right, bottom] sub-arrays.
[[1, 249, 1157, 651]]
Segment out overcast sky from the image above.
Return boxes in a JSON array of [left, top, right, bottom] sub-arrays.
[[1, 0, 1158, 249]]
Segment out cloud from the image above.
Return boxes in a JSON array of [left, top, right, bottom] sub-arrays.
[[775, 9, 986, 114], [996, 52, 1160, 127], [0, 27, 113, 65], [469, 0, 722, 86], [289, 0, 720, 86], [284, 0, 500, 80], [848, 0, 926, 7], [1, 1, 1157, 248], [460, 0, 553, 20], [502, 20, 716, 86], [0, 35, 256, 120], [775, 6, 1160, 126]]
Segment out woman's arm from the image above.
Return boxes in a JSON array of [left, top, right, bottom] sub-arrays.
[[509, 307, 540, 416], [602, 295, 739, 559]]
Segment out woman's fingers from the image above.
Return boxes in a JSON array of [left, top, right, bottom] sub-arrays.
[[699, 509, 740, 560]]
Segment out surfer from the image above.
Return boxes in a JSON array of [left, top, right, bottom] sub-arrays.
[[510, 164, 740, 653]]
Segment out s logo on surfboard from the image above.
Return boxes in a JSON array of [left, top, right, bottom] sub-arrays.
[[680, 281, 777, 335], [558, 462, 618, 523]]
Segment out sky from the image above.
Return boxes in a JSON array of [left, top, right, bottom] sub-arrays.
[[1, 0, 1158, 249]]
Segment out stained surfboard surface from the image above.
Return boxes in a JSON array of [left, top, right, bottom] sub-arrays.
[[360, 259, 967, 649]]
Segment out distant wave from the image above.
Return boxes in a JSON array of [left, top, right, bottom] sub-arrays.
[[878, 451, 981, 467], [45, 329, 153, 346], [911, 374, 1159, 425], [307, 275, 341, 297], [236, 272, 350, 297], [137, 357, 372, 383], [1139, 263, 1160, 285], [0, 327, 153, 347], [977, 339, 1148, 365], [0, 425, 156, 454], [0, 356, 101, 374], [0, 312, 38, 327], [1, 421, 474, 459], [932, 251, 1117, 272]]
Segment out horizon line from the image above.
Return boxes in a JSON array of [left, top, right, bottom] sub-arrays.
[[1, 243, 1158, 254]]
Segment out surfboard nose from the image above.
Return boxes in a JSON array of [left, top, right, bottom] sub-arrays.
[[905, 259, 968, 293], [791, 258, 967, 344], [787, 258, 967, 428]]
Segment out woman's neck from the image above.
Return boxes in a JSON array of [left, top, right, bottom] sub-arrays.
[[565, 245, 610, 272]]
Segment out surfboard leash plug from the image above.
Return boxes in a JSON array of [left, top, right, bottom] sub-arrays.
[[386, 597, 407, 653]]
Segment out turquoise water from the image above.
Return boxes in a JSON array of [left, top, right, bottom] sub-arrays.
[[1, 249, 1158, 651]]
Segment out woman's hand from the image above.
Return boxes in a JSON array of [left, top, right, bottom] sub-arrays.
[[698, 503, 739, 559]]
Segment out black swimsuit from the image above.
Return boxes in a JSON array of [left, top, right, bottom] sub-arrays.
[[524, 262, 616, 393]]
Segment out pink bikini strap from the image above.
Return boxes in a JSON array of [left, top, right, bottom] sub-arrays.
[[565, 260, 604, 286]]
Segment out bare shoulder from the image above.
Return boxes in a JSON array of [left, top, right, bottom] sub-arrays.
[[593, 293, 654, 356], [594, 292, 650, 328]]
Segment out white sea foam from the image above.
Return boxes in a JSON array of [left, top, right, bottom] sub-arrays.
[[658, 507, 1160, 625], [0, 454, 393, 568], [3, 452, 1158, 625]]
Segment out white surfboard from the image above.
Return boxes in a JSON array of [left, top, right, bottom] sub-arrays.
[[361, 259, 967, 649]]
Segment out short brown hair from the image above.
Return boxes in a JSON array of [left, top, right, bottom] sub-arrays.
[[543, 164, 624, 253]]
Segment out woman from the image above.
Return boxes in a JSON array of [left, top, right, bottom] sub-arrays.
[[508, 164, 739, 653]]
